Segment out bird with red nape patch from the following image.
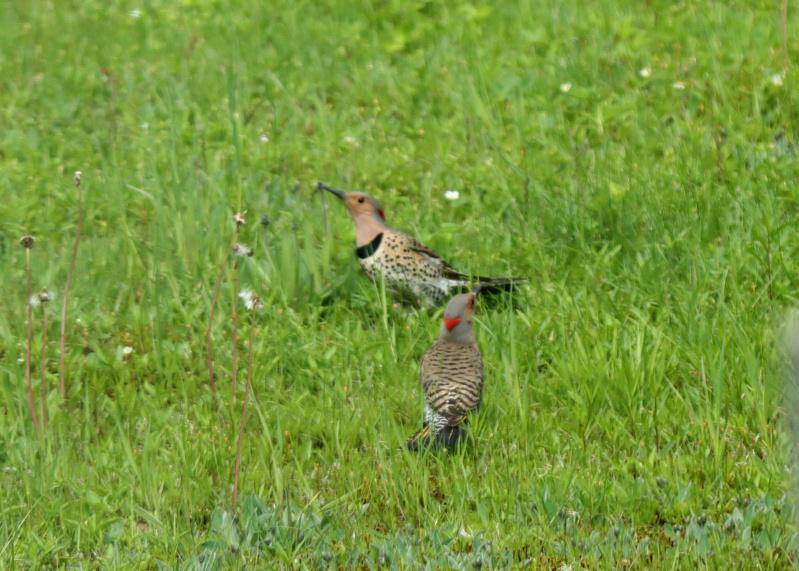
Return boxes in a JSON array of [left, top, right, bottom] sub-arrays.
[[407, 285, 485, 450]]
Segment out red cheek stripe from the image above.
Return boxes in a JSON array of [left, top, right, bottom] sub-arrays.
[[444, 317, 462, 331], [377, 209, 385, 221]]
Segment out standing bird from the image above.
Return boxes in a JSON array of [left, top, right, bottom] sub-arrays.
[[407, 286, 485, 450], [318, 182, 524, 308]]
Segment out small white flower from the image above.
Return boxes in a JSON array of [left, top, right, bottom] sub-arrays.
[[444, 190, 460, 201], [232, 211, 247, 226], [771, 73, 784, 87], [141, 122, 149, 129], [122, 346, 134, 356], [639, 67, 651, 78], [260, 135, 269, 143], [17, 358, 24, 364], [343, 136, 357, 144], [130, 9, 141, 18], [672, 81, 686, 90], [559, 82, 572, 93]]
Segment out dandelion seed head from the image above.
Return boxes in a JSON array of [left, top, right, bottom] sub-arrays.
[[239, 288, 263, 310], [260, 135, 269, 143], [444, 190, 460, 200], [233, 242, 253, 257], [239, 288, 254, 305], [122, 346, 134, 356], [130, 9, 141, 18], [19, 236, 35, 249], [559, 82, 572, 93], [233, 212, 247, 226], [36, 288, 53, 305], [672, 81, 686, 90], [343, 136, 357, 144], [639, 67, 651, 78], [771, 73, 784, 87], [74, 171, 82, 187]]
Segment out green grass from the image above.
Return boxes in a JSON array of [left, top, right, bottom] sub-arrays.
[[1, 0, 799, 567]]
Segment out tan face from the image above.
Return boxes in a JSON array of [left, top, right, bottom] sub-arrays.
[[339, 192, 385, 222]]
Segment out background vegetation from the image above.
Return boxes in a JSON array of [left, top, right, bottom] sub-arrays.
[[1, 0, 799, 567]]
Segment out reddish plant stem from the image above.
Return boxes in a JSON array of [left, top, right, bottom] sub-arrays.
[[231, 262, 241, 400], [26, 251, 40, 433], [233, 311, 256, 504], [60, 183, 82, 400], [41, 306, 48, 430], [207, 230, 238, 403]]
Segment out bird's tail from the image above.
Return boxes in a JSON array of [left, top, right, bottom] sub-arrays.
[[471, 276, 526, 294], [405, 423, 468, 451]]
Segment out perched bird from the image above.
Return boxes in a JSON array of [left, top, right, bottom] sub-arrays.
[[318, 182, 524, 307], [407, 286, 485, 450]]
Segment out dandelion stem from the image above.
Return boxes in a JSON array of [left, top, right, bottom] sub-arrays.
[[60, 178, 82, 400], [233, 310, 256, 504], [25, 250, 40, 433], [207, 229, 238, 405], [319, 186, 327, 234], [231, 262, 241, 400], [41, 305, 48, 431]]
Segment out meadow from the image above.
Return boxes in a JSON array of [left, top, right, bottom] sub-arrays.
[[1, 0, 799, 568]]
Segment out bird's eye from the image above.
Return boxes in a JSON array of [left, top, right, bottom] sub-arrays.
[[357, 197, 365, 203]]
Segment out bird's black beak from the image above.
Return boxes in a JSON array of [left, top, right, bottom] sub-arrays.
[[317, 181, 347, 200], [471, 283, 483, 295]]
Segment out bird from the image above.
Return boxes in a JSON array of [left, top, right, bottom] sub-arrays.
[[406, 286, 485, 450], [318, 181, 524, 308]]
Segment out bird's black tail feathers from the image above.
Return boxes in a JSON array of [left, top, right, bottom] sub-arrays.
[[475, 276, 526, 294], [406, 423, 468, 451], [445, 273, 525, 295]]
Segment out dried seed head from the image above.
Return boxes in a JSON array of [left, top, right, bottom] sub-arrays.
[[233, 242, 254, 257], [19, 236, 35, 249], [239, 288, 263, 311], [260, 214, 271, 228], [30, 288, 54, 307], [233, 211, 247, 226], [74, 171, 82, 187]]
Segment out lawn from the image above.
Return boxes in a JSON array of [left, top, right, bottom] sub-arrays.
[[1, 0, 799, 568]]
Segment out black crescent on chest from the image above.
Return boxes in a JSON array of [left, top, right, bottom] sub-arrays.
[[356, 232, 384, 259]]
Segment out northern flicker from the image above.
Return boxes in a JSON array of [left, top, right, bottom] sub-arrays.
[[406, 286, 485, 450], [318, 182, 524, 307]]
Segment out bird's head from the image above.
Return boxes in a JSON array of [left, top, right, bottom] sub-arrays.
[[319, 183, 385, 222], [319, 182, 388, 247], [441, 285, 482, 340]]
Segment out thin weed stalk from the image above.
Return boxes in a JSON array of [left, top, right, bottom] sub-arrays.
[[231, 262, 241, 400], [207, 214, 245, 404], [230, 242, 252, 401], [41, 296, 49, 430], [233, 292, 260, 504], [21, 237, 39, 433], [60, 171, 83, 400]]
